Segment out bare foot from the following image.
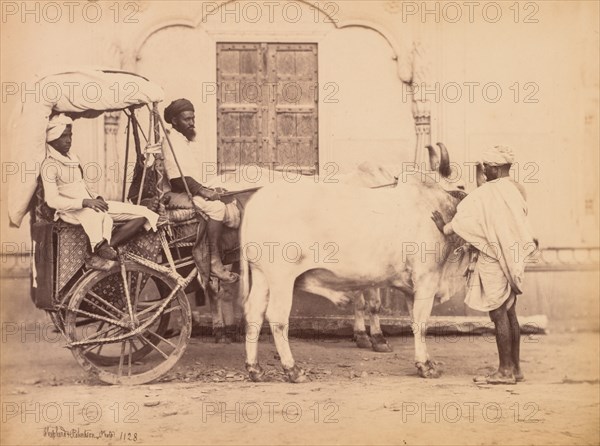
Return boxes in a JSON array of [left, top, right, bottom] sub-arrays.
[[514, 368, 525, 382], [473, 370, 517, 385]]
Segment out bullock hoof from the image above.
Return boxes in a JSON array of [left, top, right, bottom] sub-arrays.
[[284, 365, 309, 383], [245, 363, 266, 382], [225, 325, 242, 343], [416, 360, 442, 379], [216, 334, 232, 344], [214, 327, 232, 344], [354, 331, 372, 349], [371, 334, 393, 353]]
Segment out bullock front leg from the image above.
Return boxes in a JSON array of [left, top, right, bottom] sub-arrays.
[[244, 268, 269, 382], [266, 282, 308, 383], [353, 292, 372, 349], [410, 284, 441, 378], [366, 288, 392, 353]]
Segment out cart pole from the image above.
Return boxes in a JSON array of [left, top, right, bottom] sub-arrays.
[[155, 112, 195, 207], [122, 112, 132, 202]]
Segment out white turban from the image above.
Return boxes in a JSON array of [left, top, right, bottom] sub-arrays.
[[481, 145, 515, 166], [46, 114, 73, 142]]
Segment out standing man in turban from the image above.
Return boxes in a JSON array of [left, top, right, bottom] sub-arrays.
[[161, 99, 238, 283], [42, 114, 160, 270], [431, 145, 536, 384]]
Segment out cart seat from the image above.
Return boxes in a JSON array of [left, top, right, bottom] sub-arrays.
[[163, 191, 240, 228], [164, 207, 196, 222]]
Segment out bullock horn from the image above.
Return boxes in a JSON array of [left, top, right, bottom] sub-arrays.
[[426, 145, 439, 171], [436, 142, 451, 177]]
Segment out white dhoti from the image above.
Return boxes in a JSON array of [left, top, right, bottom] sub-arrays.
[[465, 251, 513, 312], [450, 178, 536, 313], [57, 201, 159, 251]]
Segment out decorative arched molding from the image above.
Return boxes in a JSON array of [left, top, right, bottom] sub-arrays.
[[129, 0, 430, 164], [131, 0, 414, 84], [131, 19, 197, 66]]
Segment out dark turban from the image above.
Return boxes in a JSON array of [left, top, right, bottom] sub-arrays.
[[164, 98, 195, 124]]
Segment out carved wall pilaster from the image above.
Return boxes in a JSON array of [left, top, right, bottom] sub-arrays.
[[410, 40, 432, 167], [103, 111, 121, 200]]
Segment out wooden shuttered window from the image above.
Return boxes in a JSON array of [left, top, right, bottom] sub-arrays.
[[217, 42, 318, 174]]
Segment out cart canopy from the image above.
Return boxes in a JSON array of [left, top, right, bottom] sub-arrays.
[[8, 68, 164, 227]]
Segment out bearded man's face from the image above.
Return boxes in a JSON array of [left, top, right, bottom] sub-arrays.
[[172, 111, 196, 141]]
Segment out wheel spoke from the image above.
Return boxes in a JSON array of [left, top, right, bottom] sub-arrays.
[[81, 295, 123, 321], [128, 340, 133, 377], [145, 328, 177, 350], [87, 290, 126, 317], [82, 342, 101, 355], [138, 334, 169, 360], [95, 322, 106, 357], [159, 305, 182, 316], [77, 321, 127, 344], [65, 261, 191, 385], [133, 272, 144, 313], [135, 299, 167, 318], [130, 339, 141, 353], [120, 263, 136, 324], [137, 306, 180, 327], [71, 307, 125, 328], [118, 341, 126, 379]]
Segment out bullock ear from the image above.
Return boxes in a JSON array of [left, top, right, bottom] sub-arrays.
[[426, 145, 440, 171], [448, 190, 467, 201], [436, 142, 451, 178]]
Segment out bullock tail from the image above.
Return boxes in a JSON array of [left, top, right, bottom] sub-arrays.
[[239, 210, 251, 304]]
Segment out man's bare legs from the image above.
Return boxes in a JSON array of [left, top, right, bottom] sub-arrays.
[[110, 217, 147, 248], [485, 293, 519, 384], [507, 297, 524, 381]]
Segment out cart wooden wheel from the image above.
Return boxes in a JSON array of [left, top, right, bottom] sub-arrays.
[[65, 260, 191, 385], [47, 310, 66, 334]]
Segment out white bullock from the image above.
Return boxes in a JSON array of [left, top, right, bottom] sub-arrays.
[[240, 144, 468, 382]]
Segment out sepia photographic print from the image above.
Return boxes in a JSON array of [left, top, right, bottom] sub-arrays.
[[1, 1, 598, 444]]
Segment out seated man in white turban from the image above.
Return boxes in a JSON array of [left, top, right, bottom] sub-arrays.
[[431, 145, 536, 384], [42, 114, 160, 270]]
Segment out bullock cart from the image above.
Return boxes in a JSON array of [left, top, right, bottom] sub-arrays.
[[23, 69, 246, 385]]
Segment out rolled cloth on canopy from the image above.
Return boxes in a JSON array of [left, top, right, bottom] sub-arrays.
[[8, 68, 164, 227]]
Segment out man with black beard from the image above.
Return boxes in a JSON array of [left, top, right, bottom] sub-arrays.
[[162, 98, 238, 283]]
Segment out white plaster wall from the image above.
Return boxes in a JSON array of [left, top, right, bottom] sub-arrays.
[[320, 26, 415, 172], [425, 2, 599, 246], [1, 0, 597, 251], [135, 14, 415, 177]]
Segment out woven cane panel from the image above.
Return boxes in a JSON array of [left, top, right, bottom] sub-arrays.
[[56, 224, 89, 293], [169, 220, 200, 245], [80, 233, 162, 314], [82, 264, 173, 315], [80, 259, 164, 315], [81, 273, 127, 314], [123, 231, 162, 264]]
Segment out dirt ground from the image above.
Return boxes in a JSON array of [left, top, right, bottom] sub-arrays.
[[1, 325, 599, 445]]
